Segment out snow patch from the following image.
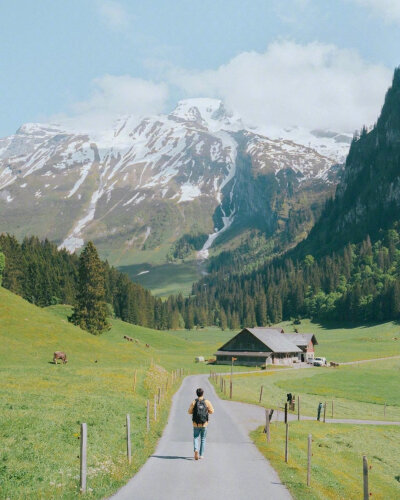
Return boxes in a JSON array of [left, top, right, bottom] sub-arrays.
[[178, 183, 201, 203], [61, 236, 84, 253]]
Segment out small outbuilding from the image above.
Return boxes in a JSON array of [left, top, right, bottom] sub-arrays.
[[214, 327, 303, 366], [282, 333, 318, 362]]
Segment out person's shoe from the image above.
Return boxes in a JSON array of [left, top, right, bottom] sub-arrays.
[[194, 451, 199, 460], [199, 456, 204, 459]]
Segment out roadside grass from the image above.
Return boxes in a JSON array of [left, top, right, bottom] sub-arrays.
[[251, 421, 400, 500], [277, 319, 400, 362], [0, 288, 245, 499], [211, 360, 400, 421]]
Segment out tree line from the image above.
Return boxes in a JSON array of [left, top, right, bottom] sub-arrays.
[[5, 226, 400, 333], [189, 226, 400, 327], [0, 234, 182, 333]]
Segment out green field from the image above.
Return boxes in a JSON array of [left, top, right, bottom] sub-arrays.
[[0, 288, 244, 499], [211, 358, 400, 421], [3, 287, 400, 499], [252, 421, 400, 499], [118, 260, 200, 297], [277, 319, 400, 362]]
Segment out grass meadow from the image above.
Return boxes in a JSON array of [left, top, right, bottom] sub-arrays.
[[211, 359, 400, 421], [252, 421, 400, 499], [0, 288, 245, 499], [2, 285, 400, 499], [277, 318, 400, 362], [118, 260, 200, 297]]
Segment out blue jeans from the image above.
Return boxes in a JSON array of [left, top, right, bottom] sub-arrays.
[[193, 427, 207, 456]]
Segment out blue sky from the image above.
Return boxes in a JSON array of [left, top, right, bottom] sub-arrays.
[[1, 0, 399, 136]]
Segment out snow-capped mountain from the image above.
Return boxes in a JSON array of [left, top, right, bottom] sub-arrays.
[[0, 98, 349, 265]]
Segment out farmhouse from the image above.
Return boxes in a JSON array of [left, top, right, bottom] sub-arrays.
[[214, 328, 317, 366], [283, 333, 318, 362]]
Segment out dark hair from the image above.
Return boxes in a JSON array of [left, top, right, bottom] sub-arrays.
[[196, 388, 204, 397]]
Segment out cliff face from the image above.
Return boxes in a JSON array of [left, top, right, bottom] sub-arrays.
[[299, 68, 400, 255]]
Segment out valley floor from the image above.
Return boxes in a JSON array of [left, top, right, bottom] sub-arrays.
[[2, 287, 400, 499]]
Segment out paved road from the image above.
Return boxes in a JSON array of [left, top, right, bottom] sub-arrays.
[[111, 374, 292, 500], [227, 400, 400, 426]]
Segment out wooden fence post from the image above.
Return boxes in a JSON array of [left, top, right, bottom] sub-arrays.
[[154, 394, 157, 421], [146, 400, 150, 432], [80, 423, 87, 493], [307, 434, 312, 486], [284, 403, 288, 424], [323, 402, 326, 423], [265, 409, 270, 443], [229, 379, 233, 399], [259, 386, 264, 403], [285, 423, 289, 463], [126, 414, 132, 464], [158, 387, 161, 405], [363, 456, 369, 500], [298, 396, 300, 421]]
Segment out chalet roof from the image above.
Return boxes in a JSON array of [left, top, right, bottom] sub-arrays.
[[283, 333, 318, 346], [244, 328, 302, 353]]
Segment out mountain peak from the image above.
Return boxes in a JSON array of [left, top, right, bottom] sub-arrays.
[[16, 122, 63, 137], [169, 98, 242, 132]]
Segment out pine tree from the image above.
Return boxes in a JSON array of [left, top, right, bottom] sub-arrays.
[[69, 242, 110, 335], [255, 291, 267, 326], [220, 308, 228, 330], [0, 251, 5, 286]]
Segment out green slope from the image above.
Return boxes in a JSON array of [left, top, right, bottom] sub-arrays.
[[0, 288, 238, 499]]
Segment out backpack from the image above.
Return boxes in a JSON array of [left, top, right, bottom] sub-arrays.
[[192, 398, 209, 424]]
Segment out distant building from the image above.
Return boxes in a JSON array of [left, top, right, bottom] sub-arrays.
[[283, 333, 318, 362], [214, 327, 317, 366]]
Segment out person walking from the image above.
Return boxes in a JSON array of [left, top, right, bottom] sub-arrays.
[[188, 387, 214, 460]]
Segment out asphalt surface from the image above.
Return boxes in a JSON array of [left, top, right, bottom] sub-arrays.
[[111, 374, 292, 500]]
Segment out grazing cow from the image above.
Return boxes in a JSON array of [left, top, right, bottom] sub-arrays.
[[53, 351, 68, 364], [145, 343, 150, 348], [329, 361, 339, 367], [123, 335, 134, 342]]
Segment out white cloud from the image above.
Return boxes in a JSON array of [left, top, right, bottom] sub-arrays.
[[59, 75, 168, 131], [352, 0, 400, 24], [97, 0, 129, 30], [169, 41, 392, 132]]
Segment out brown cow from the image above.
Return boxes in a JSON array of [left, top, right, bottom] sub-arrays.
[[145, 343, 150, 348], [53, 351, 68, 364]]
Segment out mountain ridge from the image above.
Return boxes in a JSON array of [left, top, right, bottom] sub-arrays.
[[0, 98, 348, 275]]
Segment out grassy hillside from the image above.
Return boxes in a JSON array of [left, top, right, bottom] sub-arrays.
[[0, 288, 240, 499]]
